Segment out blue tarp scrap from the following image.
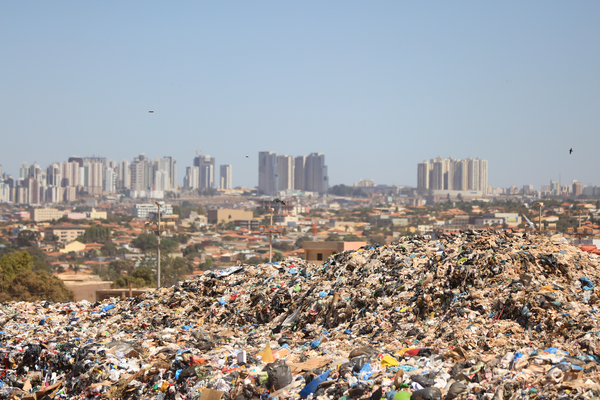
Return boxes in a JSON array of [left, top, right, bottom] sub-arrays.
[[580, 277, 595, 291], [102, 304, 116, 312]]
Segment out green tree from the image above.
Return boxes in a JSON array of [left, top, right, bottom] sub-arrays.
[[200, 257, 214, 270], [131, 234, 158, 252], [160, 240, 179, 253], [101, 242, 118, 256], [109, 260, 133, 276], [236, 253, 247, 262], [25, 247, 52, 274], [0, 251, 34, 285], [325, 234, 342, 241], [246, 256, 263, 265], [78, 226, 111, 243], [132, 268, 154, 285], [161, 257, 190, 286], [295, 236, 312, 249], [172, 234, 190, 244], [0, 251, 73, 301], [0, 270, 74, 302], [272, 251, 284, 262], [183, 243, 205, 257], [328, 185, 368, 198], [273, 242, 292, 251], [343, 234, 363, 241], [16, 230, 40, 247], [112, 267, 155, 288], [44, 234, 59, 244], [172, 205, 182, 216]]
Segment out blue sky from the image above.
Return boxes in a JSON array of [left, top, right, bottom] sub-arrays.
[[1, 1, 599, 189]]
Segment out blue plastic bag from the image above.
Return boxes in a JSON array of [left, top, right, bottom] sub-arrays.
[[299, 370, 329, 399], [102, 304, 115, 312], [580, 277, 595, 291]]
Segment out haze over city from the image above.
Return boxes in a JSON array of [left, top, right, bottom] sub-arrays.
[[1, 2, 600, 189]]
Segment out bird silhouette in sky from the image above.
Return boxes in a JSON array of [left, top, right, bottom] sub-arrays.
[[149, 111, 154, 113], [274, 198, 286, 206], [570, 148, 573, 154], [246, 155, 249, 158]]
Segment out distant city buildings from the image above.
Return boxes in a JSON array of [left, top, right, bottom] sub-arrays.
[[183, 155, 218, 191], [0, 153, 178, 205], [418, 157, 488, 194], [258, 151, 328, 196], [354, 179, 375, 187]]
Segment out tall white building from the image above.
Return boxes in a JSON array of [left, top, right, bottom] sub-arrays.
[[162, 156, 177, 189], [103, 167, 116, 193], [304, 153, 328, 194], [46, 163, 61, 187], [130, 155, 149, 192], [154, 170, 168, 192], [220, 165, 232, 190], [184, 166, 200, 190], [294, 156, 306, 191], [19, 162, 29, 180], [194, 155, 215, 189], [258, 152, 278, 195], [117, 159, 131, 190], [61, 161, 80, 188], [0, 182, 10, 203], [277, 155, 294, 191]]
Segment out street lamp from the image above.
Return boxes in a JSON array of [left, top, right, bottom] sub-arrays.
[[536, 202, 544, 233], [567, 226, 594, 246]]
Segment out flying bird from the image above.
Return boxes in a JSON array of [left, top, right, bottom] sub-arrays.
[[245, 155, 249, 158], [569, 148, 573, 154], [149, 111, 154, 113], [274, 198, 286, 206]]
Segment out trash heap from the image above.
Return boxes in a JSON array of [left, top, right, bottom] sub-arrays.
[[2, 230, 600, 399]]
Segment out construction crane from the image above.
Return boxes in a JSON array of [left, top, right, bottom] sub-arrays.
[[185, 149, 202, 156]]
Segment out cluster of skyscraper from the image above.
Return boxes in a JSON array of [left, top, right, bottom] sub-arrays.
[[0, 155, 177, 205], [183, 155, 232, 190], [417, 157, 488, 193], [258, 152, 328, 196]]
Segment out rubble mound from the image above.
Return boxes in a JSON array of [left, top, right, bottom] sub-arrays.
[[1, 230, 600, 399]]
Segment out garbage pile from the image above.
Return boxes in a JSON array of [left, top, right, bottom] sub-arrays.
[[2, 230, 600, 399]]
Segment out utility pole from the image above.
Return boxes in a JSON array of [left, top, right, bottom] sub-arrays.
[[145, 202, 164, 288], [537, 202, 543, 233], [567, 226, 594, 246], [259, 208, 283, 264], [156, 202, 162, 288], [269, 208, 273, 263]]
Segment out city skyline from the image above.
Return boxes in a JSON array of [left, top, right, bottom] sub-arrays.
[[2, 2, 599, 190], [2, 151, 599, 192], [3, 149, 600, 205]]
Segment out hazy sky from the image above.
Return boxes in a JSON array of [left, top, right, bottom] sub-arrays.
[[1, 2, 599, 190]]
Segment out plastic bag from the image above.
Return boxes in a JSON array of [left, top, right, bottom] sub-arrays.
[[265, 360, 293, 391]]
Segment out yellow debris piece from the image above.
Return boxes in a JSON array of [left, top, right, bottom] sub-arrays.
[[381, 355, 399, 367]]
